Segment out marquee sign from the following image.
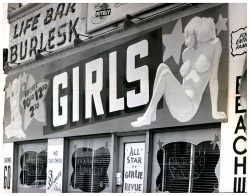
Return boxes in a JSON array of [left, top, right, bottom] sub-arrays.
[[4, 4, 229, 142]]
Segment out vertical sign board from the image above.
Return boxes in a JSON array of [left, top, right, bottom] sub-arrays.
[[46, 138, 64, 193], [220, 3, 247, 193], [123, 142, 145, 193], [3, 143, 14, 193]]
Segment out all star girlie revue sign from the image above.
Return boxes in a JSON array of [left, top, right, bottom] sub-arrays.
[[4, 4, 229, 142]]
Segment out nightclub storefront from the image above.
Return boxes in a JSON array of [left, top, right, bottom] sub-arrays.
[[3, 3, 247, 193]]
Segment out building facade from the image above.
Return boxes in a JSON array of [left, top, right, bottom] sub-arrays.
[[3, 3, 247, 193]]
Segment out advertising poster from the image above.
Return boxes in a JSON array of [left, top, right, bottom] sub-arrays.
[[46, 138, 64, 193], [123, 142, 145, 193], [3, 143, 14, 193]]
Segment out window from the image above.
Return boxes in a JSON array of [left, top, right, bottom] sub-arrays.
[[156, 141, 220, 193], [68, 137, 112, 193], [152, 129, 221, 193], [17, 142, 47, 193]]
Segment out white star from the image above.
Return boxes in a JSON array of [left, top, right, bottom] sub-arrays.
[[21, 72, 28, 85], [213, 187, 219, 193], [20, 74, 49, 130], [162, 19, 184, 64], [5, 83, 12, 99], [215, 14, 228, 36], [210, 134, 220, 150], [157, 140, 164, 150]]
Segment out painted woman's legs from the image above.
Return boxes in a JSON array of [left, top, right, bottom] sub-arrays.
[[136, 63, 168, 122], [132, 63, 172, 127], [131, 63, 196, 127]]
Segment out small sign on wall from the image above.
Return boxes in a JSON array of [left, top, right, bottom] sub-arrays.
[[87, 3, 159, 32], [3, 143, 14, 193], [123, 142, 145, 193], [46, 138, 64, 193]]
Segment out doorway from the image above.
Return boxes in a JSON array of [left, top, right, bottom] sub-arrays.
[[116, 135, 146, 193]]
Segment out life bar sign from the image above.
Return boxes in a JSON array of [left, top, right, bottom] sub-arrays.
[[95, 9, 111, 17]]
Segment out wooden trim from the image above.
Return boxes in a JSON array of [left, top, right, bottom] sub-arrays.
[[144, 130, 153, 192], [62, 138, 69, 193], [12, 143, 19, 193], [110, 133, 118, 192]]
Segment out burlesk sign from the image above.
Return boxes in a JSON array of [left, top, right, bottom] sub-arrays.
[[8, 3, 85, 64], [4, 4, 228, 142]]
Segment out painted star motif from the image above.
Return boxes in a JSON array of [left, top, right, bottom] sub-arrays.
[[20, 75, 49, 130], [104, 142, 109, 152], [215, 14, 228, 36], [210, 134, 220, 150], [162, 19, 185, 64], [213, 187, 219, 193], [5, 83, 12, 99], [155, 184, 161, 192], [157, 140, 164, 150], [21, 72, 28, 85]]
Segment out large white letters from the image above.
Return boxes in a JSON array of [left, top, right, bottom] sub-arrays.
[[52, 40, 150, 127], [53, 72, 68, 127], [126, 40, 149, 108], [109, 51, 125, 112], [85, 58, 104, 119], [72, 67, 79, 122]]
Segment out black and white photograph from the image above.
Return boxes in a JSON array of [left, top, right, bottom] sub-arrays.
[[1, 1, 247, 193]]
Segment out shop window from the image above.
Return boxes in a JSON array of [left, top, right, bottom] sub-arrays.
[[17, 142, 47, 193], [68, 137, 111, 193], [152, 129, 221, 193], [156, 141, 219, 193]]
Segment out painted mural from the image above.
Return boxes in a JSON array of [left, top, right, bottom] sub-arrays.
[[4, 72, 49, 139], [131, 16, 227, 127]]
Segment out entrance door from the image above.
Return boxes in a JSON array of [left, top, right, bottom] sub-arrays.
[[116, 135, 146, 193]]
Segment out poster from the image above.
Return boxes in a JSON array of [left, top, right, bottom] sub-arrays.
[[123, 142, 145, 193], [46, 138, 64, 193], [3, 143, 14, 193]]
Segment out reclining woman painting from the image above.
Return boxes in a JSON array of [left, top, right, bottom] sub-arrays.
[[131, 16, 227, 127]]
